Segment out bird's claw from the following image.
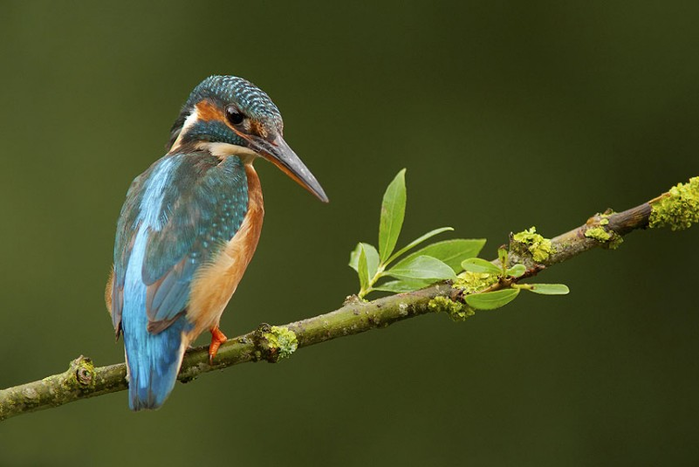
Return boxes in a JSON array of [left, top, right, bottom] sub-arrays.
[[208, 326, 228, 365]]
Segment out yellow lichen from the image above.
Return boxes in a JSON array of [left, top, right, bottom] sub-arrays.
[[262, 326, 298, 360], [584, 226, 623, 250], [428, 296, 475, 322], [453, 271, 498, 294], [512, 227, 555, 262], [584, 226, 611, 242], [649, 177, 699, 231], [608, 235, 623, 249]]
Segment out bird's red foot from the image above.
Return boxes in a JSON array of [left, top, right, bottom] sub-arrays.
[[208, 326, 228, 365]]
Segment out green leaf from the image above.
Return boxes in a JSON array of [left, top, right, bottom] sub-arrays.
[[393, 239, 487, 272], [465, 288, 520, 310], [363, 244, 379, 279], [461, 258, 502, 275], [498, 247, 508, 268], [526, 283, 570, 295], [349, 243, 361, 272], [386, 227, 454, 264], [357, 244, 369, 292], [386, 255, 457, 282], [349, 242, 379, 278], [506, 264, 526, 278], [374, 279, 433, 293], [378, 169, 407, 262]]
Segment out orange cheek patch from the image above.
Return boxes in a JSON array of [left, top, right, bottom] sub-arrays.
[[195, 100, 226, 122]]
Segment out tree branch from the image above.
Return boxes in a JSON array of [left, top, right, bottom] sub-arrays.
[[1, 177, 696, 422]]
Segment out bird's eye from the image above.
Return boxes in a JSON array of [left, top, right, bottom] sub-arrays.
[[225, 106, 245, 125]]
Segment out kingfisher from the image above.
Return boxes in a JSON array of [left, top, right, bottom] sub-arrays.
[[105, 75, 328, 411]]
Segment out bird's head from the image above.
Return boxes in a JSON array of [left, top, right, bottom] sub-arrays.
[[168, 75, 327, 202]]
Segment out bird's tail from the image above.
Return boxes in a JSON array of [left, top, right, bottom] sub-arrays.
[[122, 285, 190, 411]]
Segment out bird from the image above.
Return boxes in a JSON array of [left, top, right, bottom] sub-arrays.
[[105, 75, 328, 411]]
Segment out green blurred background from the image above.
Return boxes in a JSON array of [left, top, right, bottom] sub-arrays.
[[1, 1, 698, 465]]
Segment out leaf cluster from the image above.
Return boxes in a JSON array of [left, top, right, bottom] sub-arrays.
[[349, 170, 570, 312], [349, 170, 484, 299]]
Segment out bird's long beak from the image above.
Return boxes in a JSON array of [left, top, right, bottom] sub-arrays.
[[247, 134, 329, 203]]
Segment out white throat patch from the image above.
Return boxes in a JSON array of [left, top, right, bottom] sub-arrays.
[[197, 142, 258, 163], [169, 108, 200, 152]]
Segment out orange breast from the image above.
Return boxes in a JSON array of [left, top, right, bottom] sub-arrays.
[[185, 162, 264, 341]]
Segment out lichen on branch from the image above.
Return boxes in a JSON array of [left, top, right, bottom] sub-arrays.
[[261, 326, 298, 360], [584, 225, 623, 249], [428, 296, 474, 321], [511, 227, 555, 263], [649, 177, 699, 230]]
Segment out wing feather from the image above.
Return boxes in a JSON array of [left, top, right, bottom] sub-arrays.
[[112, 152, 249, 334]]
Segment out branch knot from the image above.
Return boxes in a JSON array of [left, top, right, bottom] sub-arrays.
[[71, 356, 96, 390]]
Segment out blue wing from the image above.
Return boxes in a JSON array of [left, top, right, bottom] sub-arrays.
[[109, 152, 249, 410], [111, 152, 249, 333]]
